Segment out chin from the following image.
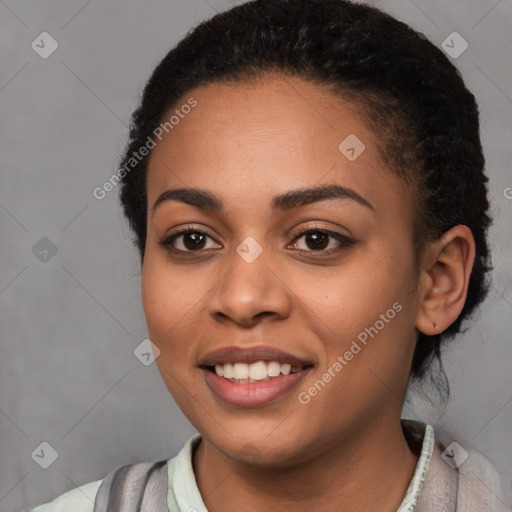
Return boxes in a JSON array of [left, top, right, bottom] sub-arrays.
[[202, 424, 320, 468]]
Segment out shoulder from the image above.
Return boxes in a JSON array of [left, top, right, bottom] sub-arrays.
[[23, 437, 198, 512], [456, 445, 512, 511], [23, 479, 103, 512], [434, 428, 512, 511]]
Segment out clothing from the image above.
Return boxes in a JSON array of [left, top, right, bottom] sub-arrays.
[[24, 419, 511, 511]]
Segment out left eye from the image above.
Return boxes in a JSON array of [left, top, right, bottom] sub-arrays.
[[158, 226, 354, 255], [288, 228, 355, 254]]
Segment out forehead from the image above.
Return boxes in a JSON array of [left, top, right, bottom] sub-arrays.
[[146, 74, 411, 218]]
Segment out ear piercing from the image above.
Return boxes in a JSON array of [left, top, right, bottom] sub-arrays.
[[432, 322, 439, 330]]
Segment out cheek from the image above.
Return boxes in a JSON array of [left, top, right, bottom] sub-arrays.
[[296, 256, 400, 332], [141, 258, 208, 409], [298, 247, 416, 378], [141, 255, 201, 359]]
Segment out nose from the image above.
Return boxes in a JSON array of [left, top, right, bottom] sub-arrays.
[[206, 241, 293, 328]]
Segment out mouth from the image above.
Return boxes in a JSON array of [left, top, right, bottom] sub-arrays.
[[199, 345, 315, 406], [203, 360, 312, 383]]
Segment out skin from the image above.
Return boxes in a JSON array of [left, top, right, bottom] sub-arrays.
[[141, 72, 475, 512]]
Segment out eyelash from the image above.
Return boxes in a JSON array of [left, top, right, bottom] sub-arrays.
[[158, 224, 355, 258]]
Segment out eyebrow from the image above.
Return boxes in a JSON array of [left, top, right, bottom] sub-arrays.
[[151, 183, 374, 217]]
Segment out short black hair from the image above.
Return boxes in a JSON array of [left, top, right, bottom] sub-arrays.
[[118, 0, 492, 386]]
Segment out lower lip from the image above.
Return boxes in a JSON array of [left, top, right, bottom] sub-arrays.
[[203, 368, 312, 407]]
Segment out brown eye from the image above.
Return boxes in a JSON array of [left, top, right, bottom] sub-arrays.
[[302, 231, 330, 251], [159, 227, 221, 254], [180, 232, 207, 250], [289, 227, 355, 255]]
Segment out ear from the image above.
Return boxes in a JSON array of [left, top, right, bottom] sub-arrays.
[[415, 225, 476, 335]]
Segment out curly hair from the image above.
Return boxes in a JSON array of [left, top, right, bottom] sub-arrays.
[[117, 0, 492, 386]]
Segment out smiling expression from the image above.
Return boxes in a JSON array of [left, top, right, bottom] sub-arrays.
[[141, 72, 423, 466]]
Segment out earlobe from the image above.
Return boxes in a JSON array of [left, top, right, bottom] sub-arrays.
[[415, 225, 476, 335]]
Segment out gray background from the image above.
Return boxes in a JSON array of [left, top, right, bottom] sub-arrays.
[[1, 0, 511, 510]]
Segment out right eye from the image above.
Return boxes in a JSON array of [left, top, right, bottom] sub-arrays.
[[158, 226, 222, 254]]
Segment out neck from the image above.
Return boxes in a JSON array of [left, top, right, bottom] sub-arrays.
[[193, 418, 420, 512]]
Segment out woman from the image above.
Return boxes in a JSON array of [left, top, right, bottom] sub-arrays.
[[26, 0, 511, 510]]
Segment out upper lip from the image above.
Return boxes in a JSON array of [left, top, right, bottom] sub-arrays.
[[199, 345, 314, 367]]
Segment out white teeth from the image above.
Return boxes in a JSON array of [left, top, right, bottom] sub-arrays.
[[213, 360, 303, 380], [233, 363, 249, 379], [267, 361, 281, 377], [280, 363, 291, 375], [223, 363, 234, 379], [248, 361, 267, 380]]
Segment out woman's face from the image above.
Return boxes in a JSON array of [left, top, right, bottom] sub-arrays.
[[142, 73, 422, 466]]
